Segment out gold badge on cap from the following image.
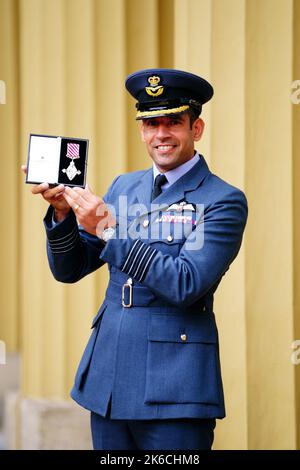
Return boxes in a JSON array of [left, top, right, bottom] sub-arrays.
[[145, 76, 164, 97]]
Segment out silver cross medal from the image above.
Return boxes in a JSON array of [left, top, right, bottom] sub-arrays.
[[62, 143, 81, 181]]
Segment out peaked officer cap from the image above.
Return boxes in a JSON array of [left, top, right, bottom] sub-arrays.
[[125, 68, 213, 120]]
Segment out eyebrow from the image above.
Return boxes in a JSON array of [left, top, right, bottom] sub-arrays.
[[168, 115, 183, 120], [144, 116, 185, 124]]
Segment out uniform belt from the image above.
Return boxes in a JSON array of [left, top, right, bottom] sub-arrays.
[[105, 278, 210, 312]]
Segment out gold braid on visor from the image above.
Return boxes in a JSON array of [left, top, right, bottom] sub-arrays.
[[136, 104, 189, 119]]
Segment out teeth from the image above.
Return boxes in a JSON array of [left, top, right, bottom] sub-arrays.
[[157, 145, 173, 150]]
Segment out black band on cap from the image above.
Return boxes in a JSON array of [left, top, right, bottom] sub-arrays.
[[136, 97, 201, 112]]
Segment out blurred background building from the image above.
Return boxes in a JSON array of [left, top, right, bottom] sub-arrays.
[[0, 0, 300, 449]]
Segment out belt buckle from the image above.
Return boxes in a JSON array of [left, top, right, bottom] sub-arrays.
[[122, 278, 132, 308]]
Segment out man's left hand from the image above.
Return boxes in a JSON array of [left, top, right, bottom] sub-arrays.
[[63, 185, 116, 236]]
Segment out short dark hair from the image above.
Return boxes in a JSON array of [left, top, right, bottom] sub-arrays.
[[186, 107, 201, 129]]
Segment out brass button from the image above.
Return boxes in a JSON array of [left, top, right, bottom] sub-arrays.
[[180, 334, 187, 342], [143, 219, 150, 228], [167, 235, 173, 242]]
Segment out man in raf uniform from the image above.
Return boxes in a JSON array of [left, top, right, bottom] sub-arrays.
[[26, 68, 248, 450]]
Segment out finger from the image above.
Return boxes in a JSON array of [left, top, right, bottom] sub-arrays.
[[80, 184, 103, 204], [64, 185, 81, 201], [63, 192, 75, 208], [62, 190, 90, 209], [31, 182, 49, 194], [73, 187, 85, 196], [65, 186, 93, 208], [72, 185, 93, 201], [73, 187, 94, 203], [79, 187, 103, 205], [21, 165, 27, 174], [54, 191, 65, 198], [63, 192, 84, 213], [43, 184, 65, 200]]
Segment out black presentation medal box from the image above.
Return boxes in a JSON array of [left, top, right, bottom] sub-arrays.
[[26, 134, 89, 188]]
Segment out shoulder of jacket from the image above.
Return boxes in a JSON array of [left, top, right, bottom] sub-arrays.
[[104, 168, 151, 201], [113, 169, 149, 186], [204, 172, 247, 203]]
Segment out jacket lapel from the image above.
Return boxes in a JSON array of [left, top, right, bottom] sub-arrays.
[[155, 155, 210, 204], [135, 155, 210, 218], [135, 167, 153, 210]]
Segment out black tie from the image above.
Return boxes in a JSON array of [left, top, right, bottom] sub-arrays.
[[151, 174, 167, 201]]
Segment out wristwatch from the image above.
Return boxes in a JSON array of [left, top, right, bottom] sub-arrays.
[[100, 225, 116, 243]]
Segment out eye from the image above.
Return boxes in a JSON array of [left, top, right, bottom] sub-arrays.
[[144, 119, 158, 127], [169, 119, 181, 126]]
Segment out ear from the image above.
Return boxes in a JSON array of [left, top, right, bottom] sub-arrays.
[[193, 118, 205, 142], [139, 121, 146, 142]]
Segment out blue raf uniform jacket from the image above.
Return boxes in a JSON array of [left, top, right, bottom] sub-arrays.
[[44, 155, 248, 420]]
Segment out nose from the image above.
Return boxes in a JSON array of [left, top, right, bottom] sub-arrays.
[[155, 123, 171, 139]]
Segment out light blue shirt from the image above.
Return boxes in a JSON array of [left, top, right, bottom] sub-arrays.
[[153, 152, 200, 192]]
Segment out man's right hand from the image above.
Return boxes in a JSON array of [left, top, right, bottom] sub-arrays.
[[21, 165, 71, 222]]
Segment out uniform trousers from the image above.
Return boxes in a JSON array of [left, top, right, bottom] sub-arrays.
[[91, 397, 216, 450]]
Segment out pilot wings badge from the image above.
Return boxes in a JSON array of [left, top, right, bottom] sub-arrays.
[[166, 201, 195, 212]]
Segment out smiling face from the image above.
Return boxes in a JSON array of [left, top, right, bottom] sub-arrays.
[[140, 112, 204, 172]]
